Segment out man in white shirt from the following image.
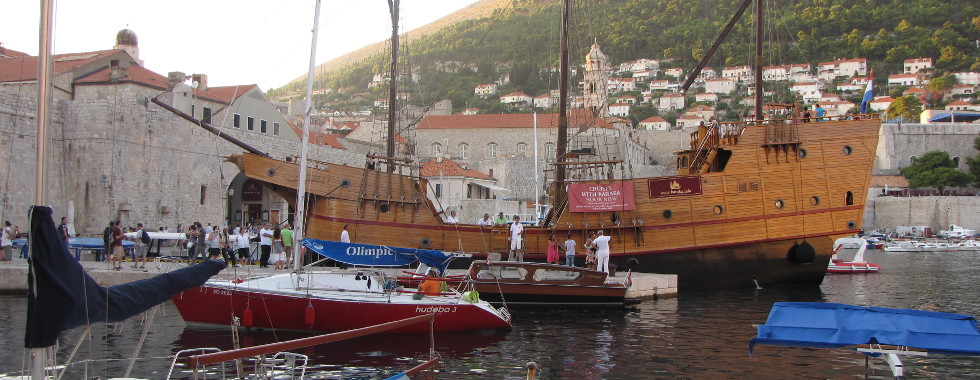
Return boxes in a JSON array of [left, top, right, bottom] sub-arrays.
[[509, 216, 524, 261], [340, 224, 351, 243], [445, 210, 459, 224], [476, 213, 492, 227], [593, 230, 612, 274], [259, 223, 273, 268]]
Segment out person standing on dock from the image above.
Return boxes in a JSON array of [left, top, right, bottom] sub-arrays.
[[341, 224, 351, 243], [509, 216, 524, 261], [1, 221, 12, 262], [259, 223, 273, 268], [133, 223, 148, 270], [564, 234, 577, 267], [593, 230, 612, 274], [58, 217, 70, 244], [235, 228, 250, 266], [110, 220, 124, 271], [546, 234, 560, 264], [281, 223, 293, 267]]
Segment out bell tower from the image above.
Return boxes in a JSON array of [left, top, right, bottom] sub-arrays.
[[583, 41, 609, 118]]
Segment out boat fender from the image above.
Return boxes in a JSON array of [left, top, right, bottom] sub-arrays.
[[243, 307, 254, 328], [366, 277, 372, 289], [788, 241, 816, 264], [462, 291, 480, 303], [305, 302, 316, 328]]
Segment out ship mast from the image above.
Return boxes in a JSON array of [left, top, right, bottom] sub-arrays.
[[554, 0, 570, 209], [754, 0, 763, 121], [386, 0, 400, 170]]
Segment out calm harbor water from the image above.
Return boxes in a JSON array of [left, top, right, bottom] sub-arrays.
[[3, 249, 980, 379]]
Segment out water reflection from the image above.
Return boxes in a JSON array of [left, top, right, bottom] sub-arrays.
[[4, 250, 980, 378]]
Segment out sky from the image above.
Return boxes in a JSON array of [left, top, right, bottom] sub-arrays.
[[2, 0, 481, 91]]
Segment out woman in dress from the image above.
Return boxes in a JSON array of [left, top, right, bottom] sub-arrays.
[[584, 231, 598, 270], [546, 234, 560, 264], [272, 226, 285, 270]]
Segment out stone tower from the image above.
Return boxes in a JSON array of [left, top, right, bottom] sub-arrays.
[[114, 29, 143, 65], [583, 42, 609, 118]]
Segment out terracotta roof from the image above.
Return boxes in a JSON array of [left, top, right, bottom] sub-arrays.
[[870, 96, 894, 103], [207, 85, 259, 103], [287, 122, 347, 149], [420, 158, 495, 180], [418, 109, 614, 130], [903, 58, 931, 64], [0, 45, 30, 58], [501, 91, 529, 97], [640, 116, 668, 123], [73, 64, 171, 91], [0, 49, 122, 83], [947, 100, 971, 106], [870, 175, 909, 188], [889, 73, 918, 79]]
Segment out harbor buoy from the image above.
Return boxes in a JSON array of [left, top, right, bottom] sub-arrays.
[[305, 302, 316, 328], [243, 307, 254, 328]]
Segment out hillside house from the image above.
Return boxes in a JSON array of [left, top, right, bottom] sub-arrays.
[[953, 72, 980, 86], [658, 93, 686, 111], [722, 65, 753, 82], [500, 91, 532, 106], [533, 94, 554, 109], [903, 58, 933, 74], [614, 95, 637, 104], [949, 84, 975, 98], [474, 83, 499, 96], [637, 116, 670, 131], [888, 73, 920, 87], [946, 100, 980, 111], [704, 78, 736, 94], [869, 96, 893, 112], [664, 68, 684, 79], [685, 105, 715, 119], [695, 93, 719, 103], [609, 102, 631, 117], [462, 107, 480, 115], [676, 114, 703, 129], [817, 58, 867, 80]]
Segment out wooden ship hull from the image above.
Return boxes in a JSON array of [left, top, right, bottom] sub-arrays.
[[467, 261, 637, 308], [231, 116, 880, 288]]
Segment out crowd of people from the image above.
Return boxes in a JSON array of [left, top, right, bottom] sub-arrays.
[[86, 220, 299, 270]]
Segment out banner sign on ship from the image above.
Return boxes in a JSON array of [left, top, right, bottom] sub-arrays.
[[648, 176, 702, 198], [568, 182, 636, 212]]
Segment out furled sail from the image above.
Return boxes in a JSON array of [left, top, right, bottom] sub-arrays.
[[25, 206, 225, 348], [302, 238, 453, 274]]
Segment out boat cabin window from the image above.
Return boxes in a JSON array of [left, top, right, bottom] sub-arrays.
[[843, 145, 853, 155], [845, 191, 854, 206], [533, 268, 582, 281], [488, 266, 526, 280], [810, 196, 820, 206], [799, 149, 807, 159], [774, 199, 784, 209], [662, 209, 672, 219]]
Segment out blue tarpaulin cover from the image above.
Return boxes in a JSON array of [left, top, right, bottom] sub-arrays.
[[302, 238, 454, 274], [749, 302, 980, 357]]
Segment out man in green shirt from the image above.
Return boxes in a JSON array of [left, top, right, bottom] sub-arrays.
[[281, 223, 293, 267], [493, 212, 509, 227]]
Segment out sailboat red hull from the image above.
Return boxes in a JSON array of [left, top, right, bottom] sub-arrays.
[[172, 285, 511, 333]]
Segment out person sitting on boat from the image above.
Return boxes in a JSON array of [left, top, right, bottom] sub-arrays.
[[477, 213, 493, 227], [494, 212, 508, 227], [418, 269, 442, 296], [509, 216, 524, 262], [445, 210, 459, 224]]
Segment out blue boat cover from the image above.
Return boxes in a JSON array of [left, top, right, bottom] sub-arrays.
[[750, 302, 980, 357], [25, 206, 225, 348], [302, 238, 453, 274]]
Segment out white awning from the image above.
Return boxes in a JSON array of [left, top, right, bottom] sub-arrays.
[[470, 182, 511, 192]]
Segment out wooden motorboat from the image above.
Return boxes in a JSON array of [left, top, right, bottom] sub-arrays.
[[465, 261, 639, 308]]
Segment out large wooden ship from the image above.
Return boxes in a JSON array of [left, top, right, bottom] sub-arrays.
[[227, 0, 881, 288], [230, 113, 879, 288]]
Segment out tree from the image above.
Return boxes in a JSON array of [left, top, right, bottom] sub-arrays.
[[900, 151, 972, 188], [886, 96, 923, 121], [967, 137, 980, 186]]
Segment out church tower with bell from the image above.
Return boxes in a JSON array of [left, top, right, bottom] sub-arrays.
[[583, 41, 609, 118], [114, 29, 143, 66]]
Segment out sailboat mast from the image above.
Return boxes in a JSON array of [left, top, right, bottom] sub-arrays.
[[554, 0, 570, 207], [754, 0, 763, 121], [386, 0, 400, 169], [294, 0, 322, 271], [31, 2, 54, 379]]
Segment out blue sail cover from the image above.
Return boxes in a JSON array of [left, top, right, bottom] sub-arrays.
[[25, 206, 226, 348], [750, 302, 980, 357], [302, 238, 453, 274]]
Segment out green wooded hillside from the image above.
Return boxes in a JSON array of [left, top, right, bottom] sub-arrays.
[[268, 0, 979, 112]]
